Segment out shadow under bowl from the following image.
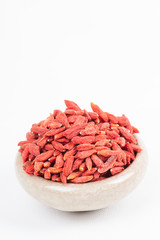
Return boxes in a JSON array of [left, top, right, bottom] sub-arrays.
[[15, 136, 147, 212]]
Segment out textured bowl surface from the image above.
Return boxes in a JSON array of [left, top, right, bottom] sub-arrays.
[[16, 137, 147, 212]]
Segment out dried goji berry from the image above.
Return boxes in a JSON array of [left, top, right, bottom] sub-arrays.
[[63, 156, 74, 176], [72, 136, 95, 144], [91, 102, 108, 122], [85, 157, 92, 171], [98, 155, 117, 173], [35, 150, 54, 162], [54, 154, 64, 168], [64, 100, 81, 111], [52, 141, 65, 152], [91, 154, 104, 168], [75, 149, 96, 159], [71, 175, 93, 183], [110, 167, 124, 175], [18, 100, 142, 184], [79, 162, 86, 172], [67, 171, 82, 180], [76, 143, 94, 151], [29, 143, 40, 156]]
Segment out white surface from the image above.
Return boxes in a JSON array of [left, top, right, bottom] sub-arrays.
[[0, 0, 160, 239]]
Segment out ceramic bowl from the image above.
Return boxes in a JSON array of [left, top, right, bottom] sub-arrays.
[[15, 136, 147, 212]]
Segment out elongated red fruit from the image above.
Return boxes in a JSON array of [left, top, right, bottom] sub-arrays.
[[18, 100, 141, 184], [91, 102, 108, 122], [71, 175, 93, 183]]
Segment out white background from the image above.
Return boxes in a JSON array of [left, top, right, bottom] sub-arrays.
[[0, 1, 160, 239]]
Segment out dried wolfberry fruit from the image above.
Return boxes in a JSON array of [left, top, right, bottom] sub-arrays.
[[35, 150, 54, 162], [57, 137, 69, 143], [64, 100, 81, 111], [75, 149, 96, 159], [94, 135, 107, 142], [47, 122, 62, 129], [31, 125, 48, 135], [125, 142, 134, 155], [51, 174, 59, 181], [74, 115, 87, 125], [60, 172, 67, 184], [88, 112, 99, 120], [79, 162, 86, 172], [52, 141, 65, 152], [67, 171, 82, 180], [98, 155, 117, 173], [23, 161, 31, 171], [53, 109, 62, 118], [45, 127, 65, 137], [18, 140, 29, 146], [130, 143, 142, 152], [65, 109, 77, 115], [95, 146, 110, 152], [64, 148, 76, 160], [18, 100, 142, 184], [91, 102, 108, 122], [97, 149, 118, 157], [132, 126, 139, 133], [29, 143, 40, 156], [54, 131, 65, 140], [100, 122, 110, 131], [48, 156, 56, 163], [113, 137, 126, 147], [28, 154, 34, 161], [106, 130, 119, 139], [68, 115, 80, 123], [80, 123, 98, 136], [93, 171, 100, 181], [113, 161, 124, 167], [34, 162, 43, 172], [25, 165, 34, 175], [54, 154, 64, 168], [64, 141, 75, 150], [95, 176, 106, 181], [44, 143, 54, 151], [48, 167, 63, 174], [44, 169, 51, 179], [110, 167, 124, 175], [123, 150, 135, 160], [36, 136, 48, 148], [82, 168, 97, 176], [117, 114, 131, 127], [54, 150, 61, 157], [85, 157, 92, 171], [95, 139, 111, 147], [22, 146, 30, 163], [76, 143, 94, 151], [106, 113, 118, 124], [72, 159, 83, 171], [91, 154, 104, 168], [43, 162, 51, 168], [83, 109, 91, 121], [63, 156, 74, 176], [127, 156, 131, 165], [119, 127, 137, 144], [71, 175, 93, 183], [56, 112, 70, 128], [26, 132, 36, 142], [63, 124, 87, 139], [72, 136, 95, 144]]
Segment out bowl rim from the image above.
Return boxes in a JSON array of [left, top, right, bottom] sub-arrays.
[[16, 135, 147, 191]]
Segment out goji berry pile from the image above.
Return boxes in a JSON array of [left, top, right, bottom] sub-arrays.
[[18, 100, 142, 184]]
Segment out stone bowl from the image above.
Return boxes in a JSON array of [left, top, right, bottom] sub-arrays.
[[15, 136, 147, 212]]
